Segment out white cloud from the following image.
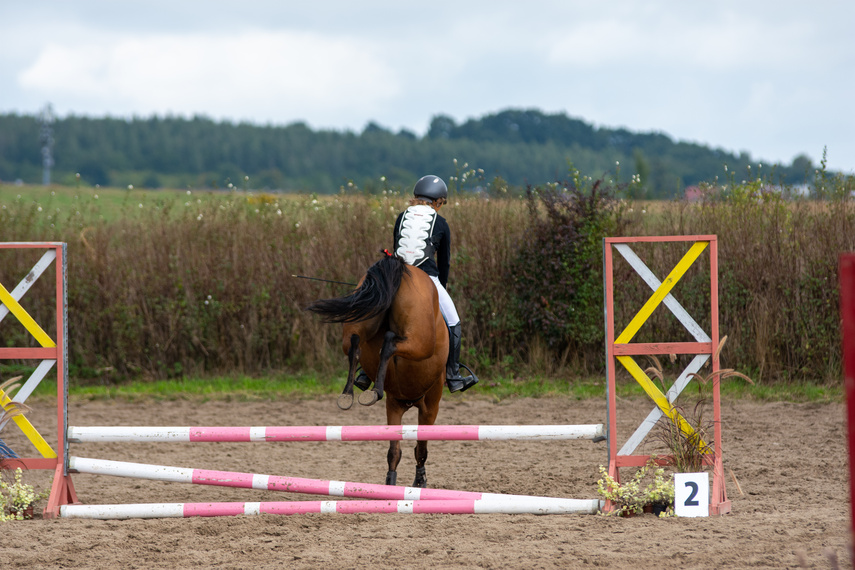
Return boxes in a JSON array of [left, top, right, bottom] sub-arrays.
[[18, 30, 400, 121]]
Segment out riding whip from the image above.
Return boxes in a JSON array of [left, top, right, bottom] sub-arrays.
[[291, 275, 357, 287]]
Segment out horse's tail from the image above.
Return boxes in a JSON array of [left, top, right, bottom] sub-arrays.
[[306, 253, 409, 323]]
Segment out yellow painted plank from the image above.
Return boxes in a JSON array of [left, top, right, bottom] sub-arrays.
[[0, 282, 55, 348], [0, 388, 56, 458], [617, 355, 709, 451], [615, 241, 709, 344]]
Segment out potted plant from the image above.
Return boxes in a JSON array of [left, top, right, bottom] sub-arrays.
[[1, 377, 49, 521], [1, 467, 50, 521], [597, 458, 677, 517], [642, 463, 675, 516], [596, 461, 651, 517]]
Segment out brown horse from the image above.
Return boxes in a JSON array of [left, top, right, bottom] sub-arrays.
[[306, 253, 448, 487]]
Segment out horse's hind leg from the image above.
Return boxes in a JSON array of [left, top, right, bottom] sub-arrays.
[[385, 400, 405, 485], [412, 441, 428, 488], [358, 330, 397, 407], [338, 334, 360, 410], [386, 440, 402, 485]]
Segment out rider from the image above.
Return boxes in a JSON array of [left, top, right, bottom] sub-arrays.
[[354, 174, 478, 393]]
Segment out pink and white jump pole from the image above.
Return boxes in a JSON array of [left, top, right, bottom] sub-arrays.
[[67, 423, 604, 443], [69, 456, 596, 508], [61, 495, 602, 519]]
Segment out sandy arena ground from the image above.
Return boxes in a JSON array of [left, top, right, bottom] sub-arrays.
[[0, 394, 850, 569]]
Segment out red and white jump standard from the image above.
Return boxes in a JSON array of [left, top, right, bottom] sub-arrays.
[[603, 235, 729, 515]]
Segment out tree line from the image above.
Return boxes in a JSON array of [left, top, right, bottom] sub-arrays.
[[0, 108, 817, 198]]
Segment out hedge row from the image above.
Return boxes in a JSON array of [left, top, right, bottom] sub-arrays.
[[0, 177, 852, 383]]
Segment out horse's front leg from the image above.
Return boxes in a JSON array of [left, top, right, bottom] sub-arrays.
[[358, 330, 397, 407], [338, 334, 360, 410]]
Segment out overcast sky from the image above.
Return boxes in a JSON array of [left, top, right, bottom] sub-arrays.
[[2, 1, 853, 172]]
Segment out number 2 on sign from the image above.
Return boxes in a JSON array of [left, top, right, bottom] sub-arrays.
[[674, 473, 709, 517], [683, 481, 700, 506]]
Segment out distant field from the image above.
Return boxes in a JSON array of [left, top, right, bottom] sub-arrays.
[[0, 183, 327, 223]]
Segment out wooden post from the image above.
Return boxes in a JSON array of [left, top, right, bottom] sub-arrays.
[[839, 254, 855, 540], [0, 243, 76, 518]]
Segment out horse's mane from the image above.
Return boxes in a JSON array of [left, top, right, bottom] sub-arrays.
[[306, 253, 410, 323]]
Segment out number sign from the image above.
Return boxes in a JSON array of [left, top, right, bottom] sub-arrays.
[[674, 472, 709, 517]]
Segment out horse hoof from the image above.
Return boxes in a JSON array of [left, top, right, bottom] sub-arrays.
[[358, 390, 380, 406], [413, 466, 427, 488], [337, 393, 354, 410]]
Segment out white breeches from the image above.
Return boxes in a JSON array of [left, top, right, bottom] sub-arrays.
[[429, 275, 460, 327]]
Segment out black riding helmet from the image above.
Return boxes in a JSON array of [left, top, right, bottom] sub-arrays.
[[413, 175, 448, 201]]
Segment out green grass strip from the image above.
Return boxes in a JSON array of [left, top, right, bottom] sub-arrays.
[[42, 374, 841, 403]]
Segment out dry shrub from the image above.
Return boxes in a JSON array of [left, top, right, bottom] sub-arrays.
[[0, 175, 853, 382], [649, 183, 855, 381]]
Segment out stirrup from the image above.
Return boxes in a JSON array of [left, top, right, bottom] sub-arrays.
[[446, 364, 478, 393]]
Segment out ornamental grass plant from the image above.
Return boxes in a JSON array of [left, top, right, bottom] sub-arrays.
[[645, 338, 753, 472]]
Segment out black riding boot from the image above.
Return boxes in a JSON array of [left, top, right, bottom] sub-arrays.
[[445, 323, 478, 393], [354, 368, 371, 391]]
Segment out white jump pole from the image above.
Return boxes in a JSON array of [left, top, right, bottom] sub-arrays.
[[69, 456, 596, 507], [67, 424, 605, 443], [61, 495, 603, 519]]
